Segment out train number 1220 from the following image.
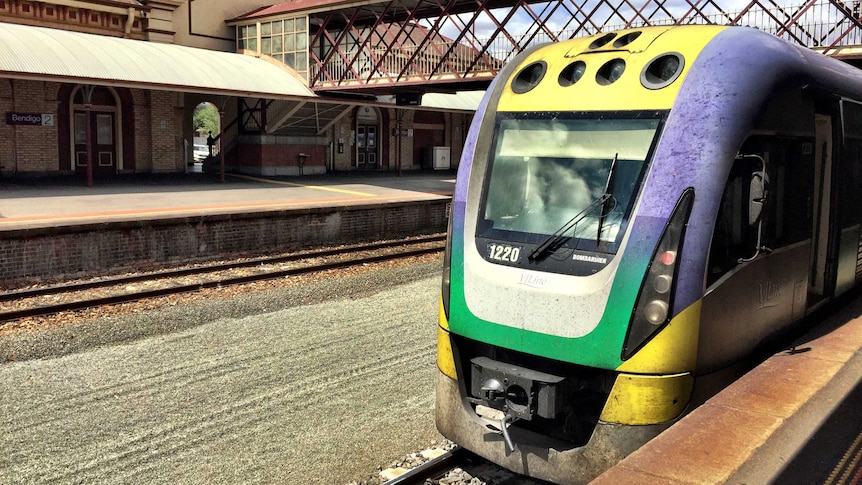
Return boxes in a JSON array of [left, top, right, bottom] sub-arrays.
[[487, 243, 521, 263]]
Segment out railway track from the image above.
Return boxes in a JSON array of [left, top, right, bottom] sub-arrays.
[[377, 445, 553, 485], [382, 446, 472, 485], [0, 234, 445, 323]]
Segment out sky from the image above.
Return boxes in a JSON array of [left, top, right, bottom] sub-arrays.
[[434, 0, 801, 44]]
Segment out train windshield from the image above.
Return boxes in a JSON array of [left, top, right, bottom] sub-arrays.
[[479, 112, 662, 254]]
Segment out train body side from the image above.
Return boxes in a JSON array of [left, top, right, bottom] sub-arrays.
[[437, 25, 862, 485]]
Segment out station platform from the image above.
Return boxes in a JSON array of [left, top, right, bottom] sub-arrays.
[[0, 171, 455, 231], [594, 290, 862, 485], [0, 171, 455, 283]]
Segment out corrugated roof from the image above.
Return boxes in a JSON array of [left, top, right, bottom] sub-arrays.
[[0, 22, 316, 100]]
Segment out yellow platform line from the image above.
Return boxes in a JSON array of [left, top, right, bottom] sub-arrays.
[[229, 174, 376, 197]]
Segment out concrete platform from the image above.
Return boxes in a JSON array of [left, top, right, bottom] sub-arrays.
[[593, 293, 862, 484], [0, 171, 455, 282], [0, 172, 456, 231]]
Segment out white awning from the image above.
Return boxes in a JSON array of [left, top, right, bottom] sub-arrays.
[[421, 91, 484, 111], [0, 22, 316, 100]]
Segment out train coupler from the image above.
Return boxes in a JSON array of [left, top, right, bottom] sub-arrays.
[[475, 404, 519, 452], [470, 357, 566, 450]]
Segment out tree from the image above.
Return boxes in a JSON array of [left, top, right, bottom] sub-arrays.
[[193, 103, 219, 136]]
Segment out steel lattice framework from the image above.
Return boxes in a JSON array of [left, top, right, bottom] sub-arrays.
[[304, 0, 862, 94]]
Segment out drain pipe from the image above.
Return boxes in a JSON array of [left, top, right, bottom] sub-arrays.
[[124, 7, 135, 37]]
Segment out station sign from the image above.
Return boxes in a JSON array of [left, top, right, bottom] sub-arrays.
[[6, 112, 54, 126]]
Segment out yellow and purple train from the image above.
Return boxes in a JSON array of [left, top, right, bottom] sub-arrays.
[[436, 25, 862, 483]]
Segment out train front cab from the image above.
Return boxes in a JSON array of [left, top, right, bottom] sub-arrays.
[[436, 26, 862, 485]]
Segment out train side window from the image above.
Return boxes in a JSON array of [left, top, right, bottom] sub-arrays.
[[707, 136, 813, 286], [840, 101, 862, 227], [707, 157, 760, 285]]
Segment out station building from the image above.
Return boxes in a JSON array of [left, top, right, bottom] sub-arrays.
[[0, 0, 480, 179]]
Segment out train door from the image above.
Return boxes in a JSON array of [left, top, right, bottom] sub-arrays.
[[810, 114, 833, 303], [701, 132, 814, 372]]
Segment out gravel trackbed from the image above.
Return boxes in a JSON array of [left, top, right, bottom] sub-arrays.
[[0, 261, 444, 485]]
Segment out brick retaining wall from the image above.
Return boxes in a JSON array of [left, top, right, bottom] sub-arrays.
[[0, 200, 449, 283]]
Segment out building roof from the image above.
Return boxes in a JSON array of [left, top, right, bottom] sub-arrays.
[[0, 22, 316, 100]]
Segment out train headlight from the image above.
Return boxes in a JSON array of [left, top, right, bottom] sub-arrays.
[[622, 189, 694, 360], [653, 275, 672, 294], [644, 300, 669, 324]]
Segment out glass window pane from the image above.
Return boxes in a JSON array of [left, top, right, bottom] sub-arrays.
[[284, 19, 294, 32], [273, 35, 283, 53], [296, 17, 306, 30], [248, 38, 257, 51], [262, 22, 271, 36], [274, 54, 284, 63], [262, 38, 271, 55], [286, 33, 295, 51], [296, 52, 307, 68], [74, 113, 86, 144], [285, 53, 295, 68], [97, 114, 113, 145], [273, 21, 283, 34], [239, 26, 247, 37], [248, 24, 257, 36], [238, 38, 245, 50], [296, 32, 307, 50]]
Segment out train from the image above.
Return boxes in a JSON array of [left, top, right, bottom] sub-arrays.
[[435, 25, 862, 484]]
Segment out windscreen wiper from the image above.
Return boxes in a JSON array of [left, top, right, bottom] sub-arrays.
[[528, 193, 612, 262], [596, 153, 618, 244]]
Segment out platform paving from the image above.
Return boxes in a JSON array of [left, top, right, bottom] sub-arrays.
[[0, 171, 456, 231]]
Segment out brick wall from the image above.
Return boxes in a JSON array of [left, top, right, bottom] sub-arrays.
[[0, 79, 14, 174], [5, 80, 61, 173], [0, 200, 450, 283], [149, 90, 183, 172], [132, 89, 152, 172]]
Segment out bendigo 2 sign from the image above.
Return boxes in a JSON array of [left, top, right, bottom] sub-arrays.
[[6, 112, 54, 126]]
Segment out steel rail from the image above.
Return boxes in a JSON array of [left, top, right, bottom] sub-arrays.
[[382, 446, 472, 485], [0, 234, 445, 303], [0, 239, 444, 323]]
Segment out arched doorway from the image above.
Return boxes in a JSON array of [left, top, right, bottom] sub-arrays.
[[70, 85, 122, 175], [192, 101, 220, 172], [355, 105, 379, 169]]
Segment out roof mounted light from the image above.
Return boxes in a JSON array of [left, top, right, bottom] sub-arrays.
[[596, 59, 626, 86], [511, 61, 547, 94], [589, 32, 616, 50], [641, 52, 685, 90], [613, 31, 642, 48], [558, 60, 587, 87]]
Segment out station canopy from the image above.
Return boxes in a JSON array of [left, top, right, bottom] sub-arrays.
[[0, 22, 316, 100]]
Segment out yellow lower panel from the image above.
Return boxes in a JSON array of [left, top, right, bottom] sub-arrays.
[[599, 372, 694, 425], [437, 325, 457, 380]]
